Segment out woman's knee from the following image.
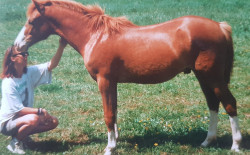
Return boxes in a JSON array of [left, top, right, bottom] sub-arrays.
[[51, 116, 59, 128], [45, 116, 59, 129]]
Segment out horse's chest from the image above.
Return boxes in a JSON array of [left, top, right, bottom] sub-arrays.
[[84, 36, 100, 64], [84, 32, 109, 65]]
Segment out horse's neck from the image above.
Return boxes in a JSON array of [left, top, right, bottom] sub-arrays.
[[44, 5, 91, 52], [58, 21, 92, 54], [44, 3, 107, 59], [58, 20, 104, 62]]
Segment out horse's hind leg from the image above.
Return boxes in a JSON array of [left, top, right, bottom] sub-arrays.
[[195, 71, 242, 151], [194, 75, 220, 147], [213, 83, 242, 151]]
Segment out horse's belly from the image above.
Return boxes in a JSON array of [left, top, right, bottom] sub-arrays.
[[118, 63, 182, 84], [115, 47, 189, 83]]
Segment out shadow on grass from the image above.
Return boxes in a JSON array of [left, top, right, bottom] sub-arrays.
[[26, 129, 250, 153], [124, 129, 250, 151], [125, 129, 207, 149], [26, 137, 106, 153]]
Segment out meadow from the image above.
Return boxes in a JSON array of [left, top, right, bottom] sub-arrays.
[[0, 0, 249, 154]]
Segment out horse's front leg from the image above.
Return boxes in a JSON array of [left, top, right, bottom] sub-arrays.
[[97, 76, 118, 155]]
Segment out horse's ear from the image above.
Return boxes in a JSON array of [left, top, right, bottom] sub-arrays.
[[32, 0, 45, 15]]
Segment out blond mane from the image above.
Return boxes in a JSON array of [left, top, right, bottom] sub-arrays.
[[27, 0, 137, 35]]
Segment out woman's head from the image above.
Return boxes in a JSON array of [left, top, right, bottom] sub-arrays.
[[1, 45, 28, 79]]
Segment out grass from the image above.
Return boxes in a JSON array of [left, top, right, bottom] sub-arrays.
[[0, 0, 249, 154]]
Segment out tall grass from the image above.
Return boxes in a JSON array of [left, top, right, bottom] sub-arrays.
[[0, 0, 249, 154]]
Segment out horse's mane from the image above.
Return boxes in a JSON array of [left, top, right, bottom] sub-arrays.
[[27, 0, 137, 35]]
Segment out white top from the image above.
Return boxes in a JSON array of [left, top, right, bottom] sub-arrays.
[[0, 62, 52, 131]]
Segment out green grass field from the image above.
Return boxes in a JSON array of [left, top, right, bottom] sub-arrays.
[[0, 0, 249, 154]]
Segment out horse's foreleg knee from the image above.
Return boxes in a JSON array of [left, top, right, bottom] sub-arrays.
[[230, 116, 242, 152], [201, 110, 218, 147]]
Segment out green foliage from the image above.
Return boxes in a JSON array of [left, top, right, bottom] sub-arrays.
[[0, 0, 249, 154]]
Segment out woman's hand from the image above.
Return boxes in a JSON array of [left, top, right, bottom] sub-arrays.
[[40, 108, 53, 125], [59, 38, 67, 48], [41, 109, 49, 119], [48, 37, 67, 71]]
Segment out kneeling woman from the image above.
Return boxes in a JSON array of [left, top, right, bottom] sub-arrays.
[[0, 38, 67, 154]]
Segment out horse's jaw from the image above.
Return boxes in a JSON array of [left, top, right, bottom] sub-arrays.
[[14, 26, 30, 52]]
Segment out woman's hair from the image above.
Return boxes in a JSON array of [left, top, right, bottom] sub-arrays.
[[1, 45, 27, 79]]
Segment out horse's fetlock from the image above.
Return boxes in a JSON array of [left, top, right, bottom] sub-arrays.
[[231, 143, 240, 152], [104, 145, 116, 155], [201, 136, 217, 147], [234, 133, 242, 142]]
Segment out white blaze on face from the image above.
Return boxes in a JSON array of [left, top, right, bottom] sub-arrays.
[[14, 26, 28, 51]]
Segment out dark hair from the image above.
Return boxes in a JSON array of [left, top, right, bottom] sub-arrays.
[[1, 45, 27, 79]]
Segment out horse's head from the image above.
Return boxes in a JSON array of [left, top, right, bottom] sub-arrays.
[[15, 0, 55, 52]]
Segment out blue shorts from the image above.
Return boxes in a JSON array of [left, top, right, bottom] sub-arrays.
[[1, 117, 18, 136]]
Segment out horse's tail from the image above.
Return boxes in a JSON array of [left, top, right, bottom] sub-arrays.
[[219, 22, 234, 84]]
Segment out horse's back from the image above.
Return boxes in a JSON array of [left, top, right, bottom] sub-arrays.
[[89, 16, 229, 83]]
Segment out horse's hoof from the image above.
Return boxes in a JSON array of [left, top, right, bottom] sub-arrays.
[[231, 145, 240, 152], [104, 150, 112, 155], [201, 142, 209, 147], [104, 146, 115, 155], [231, 148, 240, 153], [201, 140, 212, 147], [201, 136, 217, 147]]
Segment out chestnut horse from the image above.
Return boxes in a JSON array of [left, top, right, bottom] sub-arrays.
[[14, 0, 242, 154]]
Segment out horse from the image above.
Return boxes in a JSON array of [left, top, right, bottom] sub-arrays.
[[14, 0, 242, 154]]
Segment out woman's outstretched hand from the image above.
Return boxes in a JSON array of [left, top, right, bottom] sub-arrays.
[[59, 38, 67, 48]]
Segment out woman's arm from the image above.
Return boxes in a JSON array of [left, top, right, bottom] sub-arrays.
[[17, 107, 52, 125], [16, 107, 38, 116], [17, 107, 48, 116], [17, 107, 50, 118], [48, 38, 67, 71]]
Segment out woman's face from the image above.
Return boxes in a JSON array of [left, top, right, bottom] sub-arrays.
[[11, 47, 29, 68]]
